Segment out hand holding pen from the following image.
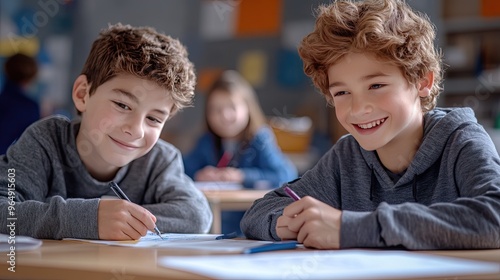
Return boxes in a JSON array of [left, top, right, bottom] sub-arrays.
[[110, 182, 163, 239], [96, 182, 163, 240], [277, 185, 342, 249]]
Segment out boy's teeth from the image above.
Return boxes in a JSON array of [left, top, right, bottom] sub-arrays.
[[358, 118, 385, 129]]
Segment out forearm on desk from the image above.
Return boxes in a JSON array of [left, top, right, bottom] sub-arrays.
[[0, 197, 100, 239]]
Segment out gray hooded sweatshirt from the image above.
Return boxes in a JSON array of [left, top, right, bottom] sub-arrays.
[[241, 107, 500, 249], [0, 116, 212, 239]]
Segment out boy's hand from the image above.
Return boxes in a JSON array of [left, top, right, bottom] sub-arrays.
[[276, 196, 342, 249], [97, 199, 158, 240]]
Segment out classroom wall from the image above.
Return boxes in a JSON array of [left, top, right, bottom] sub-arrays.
[[69, 0, 333, 154], [2, 0, 499, 154]]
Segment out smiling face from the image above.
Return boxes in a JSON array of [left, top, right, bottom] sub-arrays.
[[328, 52, 432, 162], [206, 89, 250, 140], [72, 73, 173, 180]]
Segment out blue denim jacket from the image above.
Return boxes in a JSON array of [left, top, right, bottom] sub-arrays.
[[183, 126, 298, 235]]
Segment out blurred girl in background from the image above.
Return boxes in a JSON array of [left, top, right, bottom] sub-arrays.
[[183, 70, 297, 235]]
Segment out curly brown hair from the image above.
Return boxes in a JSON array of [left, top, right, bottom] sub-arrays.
[[298, 0, 443, 112], [80, 23, 196, 115]]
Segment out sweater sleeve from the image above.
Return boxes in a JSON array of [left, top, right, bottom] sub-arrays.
[[0, 124, 99, 239], [341, 124, 500, 249], [143, 145, 213, 234], [241, 148, 340, 240]]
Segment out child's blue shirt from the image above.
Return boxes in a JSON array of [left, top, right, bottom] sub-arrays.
[[183, 126, 298, 189], [0, 80, 40, 154], [184, 126, 298, 235]]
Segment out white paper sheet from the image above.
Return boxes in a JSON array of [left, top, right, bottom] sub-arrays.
[[65, 232, 271, 251], [199, 0, 237, 40], [194, 181, 243, 190], [158, 249, 500, 279], [0, 233, 42, 252]]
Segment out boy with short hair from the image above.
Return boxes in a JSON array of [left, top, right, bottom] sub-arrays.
[[0, 23, 212, 240], [241, 0, 500, 249]]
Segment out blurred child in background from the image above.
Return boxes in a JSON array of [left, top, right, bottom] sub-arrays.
[[183, 70, 297, 234], [0, 53, 40, 154]]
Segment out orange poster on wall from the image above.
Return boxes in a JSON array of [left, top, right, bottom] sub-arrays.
[[236, 0, 282, 36], [197, 68, 223, 93], [481, 0, 500, 17]]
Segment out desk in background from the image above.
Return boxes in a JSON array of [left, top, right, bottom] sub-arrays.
[[1, 240, 499, 280], [285, 150, 320, 175], [202, 189, 269, 234]]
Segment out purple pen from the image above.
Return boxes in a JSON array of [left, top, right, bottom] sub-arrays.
[[284, 186, 301, 201]]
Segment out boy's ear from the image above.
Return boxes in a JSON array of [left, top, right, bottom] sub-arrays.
[[417, 72, 434, 98], [72, 75, 90, 113]]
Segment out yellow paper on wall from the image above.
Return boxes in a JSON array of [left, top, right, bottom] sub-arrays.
[[237, 51, 266, 87], [0, 37, 39, 56]]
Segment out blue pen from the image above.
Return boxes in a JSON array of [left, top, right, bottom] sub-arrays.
[[215, 231, 238, 240], [243, 241, 298, 254]]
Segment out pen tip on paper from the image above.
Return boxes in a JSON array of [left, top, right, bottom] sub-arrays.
[[153, 226, 163, 239]]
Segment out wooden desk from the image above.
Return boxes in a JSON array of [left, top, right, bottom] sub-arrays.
[[1, 240, 206, 280], [202, 189, 269, 233], [1, 240, 499, 280]]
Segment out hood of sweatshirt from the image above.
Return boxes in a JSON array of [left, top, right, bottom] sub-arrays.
[[359, 107, 477, 199]]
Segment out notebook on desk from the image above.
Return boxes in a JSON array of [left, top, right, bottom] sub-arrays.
[[65, 232, 285, 252], [194, 181, 243, 191]]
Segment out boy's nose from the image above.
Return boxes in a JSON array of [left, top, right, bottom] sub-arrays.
[[350, 94, 372, 116], [122, 118, 144, 139]]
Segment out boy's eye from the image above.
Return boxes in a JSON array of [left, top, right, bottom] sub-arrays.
[[370, 84, 384, 90], [113, 101, 130, 110], [147, 116, 162, 124], [333, 91, 348, 97]]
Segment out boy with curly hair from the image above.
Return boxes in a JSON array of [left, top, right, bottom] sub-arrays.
[[241, 0, 500, 249], [0, 23, 212, 240]]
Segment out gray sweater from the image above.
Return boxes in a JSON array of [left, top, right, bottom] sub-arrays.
[[241, 107, 500, 249], [0, 116, 212, 239]]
